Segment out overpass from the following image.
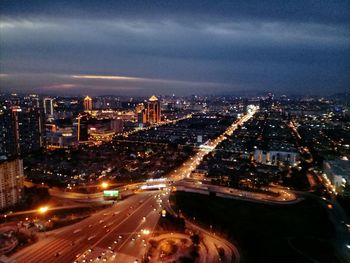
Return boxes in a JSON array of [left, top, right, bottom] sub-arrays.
[[173, 180, 301, 205]]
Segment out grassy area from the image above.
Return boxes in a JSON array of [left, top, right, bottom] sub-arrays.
[[171, 192, 337, 263]]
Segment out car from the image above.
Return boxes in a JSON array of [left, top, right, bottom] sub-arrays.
[[106, 229, 110, 233], [142, 216, 146, 220], [118, 235, 123, 239]]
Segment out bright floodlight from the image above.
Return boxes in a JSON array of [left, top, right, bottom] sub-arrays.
[[38, 206, 49, 214]]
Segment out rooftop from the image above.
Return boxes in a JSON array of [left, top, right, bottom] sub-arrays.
[[149, 95, 158, 102]]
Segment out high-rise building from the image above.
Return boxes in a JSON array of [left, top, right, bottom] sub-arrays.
[[0, 106, 44, 158], [137, 110, 147, 126], [77, 114, 89, 141], [84, 96, 93, 111], [135, 103, 147, 126], [0, 159, 24, 209], [111, 118, 123, 133], [43, 98, 54, 116], [135, 103, 145, 114], [147, 95, 161, 124]]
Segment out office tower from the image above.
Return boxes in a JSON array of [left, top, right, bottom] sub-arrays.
[[43, 98, 54, 116], [0, 106, 44, 158], [77, 114, 89, 141], [0, 159, 24, 209], [84, 96, 93, 111], [147, 95, 161, 124], [0, 107, 16, 158], [135, 103, 147, 125], [111, 118, 123, 133]]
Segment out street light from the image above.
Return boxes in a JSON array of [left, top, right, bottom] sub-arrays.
[[101, 182, 109, 189], [38, 206, 49, 214], [142, 229, 150, 235]]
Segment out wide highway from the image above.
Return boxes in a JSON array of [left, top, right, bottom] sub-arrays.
[[11, 190, 170, 263]]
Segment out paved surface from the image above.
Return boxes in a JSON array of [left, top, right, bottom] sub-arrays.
[[173, 180, 301, 204], [10, 191, 168, 263]]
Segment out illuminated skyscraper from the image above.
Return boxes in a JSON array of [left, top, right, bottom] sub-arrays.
[[0, 106, 44, 158], [84, 96, 93, 111], [43, 98, 54, 116], [147, 95, 161, 124], [0, 159, 24, 209]]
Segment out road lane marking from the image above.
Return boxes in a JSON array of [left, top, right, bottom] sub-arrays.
[[88, 193, 155, 250]]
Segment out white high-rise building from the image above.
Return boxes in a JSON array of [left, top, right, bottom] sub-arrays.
[[43, 98, 54, 116]]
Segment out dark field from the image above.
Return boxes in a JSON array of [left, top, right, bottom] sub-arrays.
[[171, 192, 339, 263]]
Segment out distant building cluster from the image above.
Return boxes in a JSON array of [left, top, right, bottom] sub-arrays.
[[0, 101, 44, 159], [324, 160, 350, 196], [1, 92, 350, 205], [254, 149, 298, 166]]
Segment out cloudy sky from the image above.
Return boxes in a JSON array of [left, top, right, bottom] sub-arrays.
[[0, 0, 349, 96]]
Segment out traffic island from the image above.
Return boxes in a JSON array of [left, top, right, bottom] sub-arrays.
[[145, 233, 204, 263]]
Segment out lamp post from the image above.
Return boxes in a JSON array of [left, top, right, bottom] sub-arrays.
[[38, 206, 49, 237]]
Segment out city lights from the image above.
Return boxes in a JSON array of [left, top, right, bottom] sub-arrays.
[[0, 1, 349, 262]]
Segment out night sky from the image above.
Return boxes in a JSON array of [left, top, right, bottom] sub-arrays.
[[1, 0, 349, 96]]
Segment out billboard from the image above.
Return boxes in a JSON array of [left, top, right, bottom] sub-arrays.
[[103, 190, 119, 198]]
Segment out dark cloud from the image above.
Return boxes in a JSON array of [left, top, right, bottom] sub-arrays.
[[2, 0, 350, 25], [0, 0, 349, 95]]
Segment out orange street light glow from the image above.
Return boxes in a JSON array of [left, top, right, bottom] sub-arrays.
[[39, 206, 49, 213]]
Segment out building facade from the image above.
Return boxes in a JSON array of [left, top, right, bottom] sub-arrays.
[[0, 106, 44, 159], [84, 96, 93, 111], [254, 149, 298, 166], [147, 95, 161, 124], [43, 98, 54, 116], [0, 159, 24, 209]]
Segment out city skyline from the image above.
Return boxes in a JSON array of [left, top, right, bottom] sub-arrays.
[[1, 2, 350, 263], [1, 0, 349, 96]]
